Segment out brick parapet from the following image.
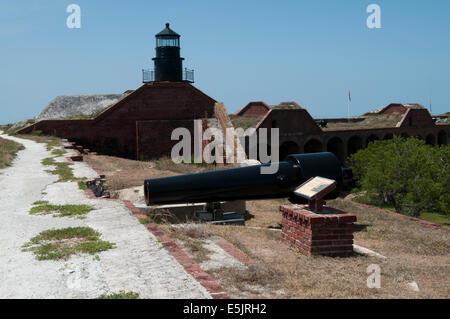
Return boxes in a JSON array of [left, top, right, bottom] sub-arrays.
[[280, 205, 356, 257]]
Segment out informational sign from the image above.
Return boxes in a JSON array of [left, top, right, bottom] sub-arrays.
[[294, 177, 336, 200]]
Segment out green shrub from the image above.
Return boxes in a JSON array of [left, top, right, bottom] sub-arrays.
[[348, 136, 449, 217]]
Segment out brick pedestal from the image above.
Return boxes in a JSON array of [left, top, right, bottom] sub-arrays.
[[280, 205, 356, 257]]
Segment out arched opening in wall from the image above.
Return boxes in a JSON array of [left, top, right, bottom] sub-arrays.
[[425, 134, 436, 146], [347, 136, 363, 156], [383, 133, 393, 140], [304, 139, 322, 154], [366, 134, 380, 147], [401, 133, 409, 139], [438, 130, 448, 146], [327, 137, 345, 163], [279, 141, 299, 161]]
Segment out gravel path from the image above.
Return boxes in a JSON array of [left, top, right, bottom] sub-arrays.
[[0, 132, 211, 299]]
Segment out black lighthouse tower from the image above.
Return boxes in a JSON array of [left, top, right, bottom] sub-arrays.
[[143, 23, 194, 83]]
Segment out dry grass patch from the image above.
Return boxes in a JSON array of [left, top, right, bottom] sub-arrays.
[[323, 114, 404, 131], [14, 134, 61, 151], [84, 154, 232, 193], [0, 137, 24, 168], [85, 155, 178, 191], [329, 198, 449, 257], [209, 264, 283, 297], [196, 198, 450, 299], [175, 223, 212, 239], [229, 115, 264, 129], [144, 208, 182, 224], [245, 199, 290, 228], [161, 224, 214, 263]]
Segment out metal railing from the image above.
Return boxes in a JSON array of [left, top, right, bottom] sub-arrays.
[[142, 69, 155, 83], [142, 68, 194, 83], [183, 68, 194, 83]]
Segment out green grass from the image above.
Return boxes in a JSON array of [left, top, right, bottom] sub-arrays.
[[51, 148, 66, 157], [419, 212, 450, 227], [42, 157, 89, 189], [22, 227, 115, 260], [97, 291, 139, 299], [30, 204, 93, 218], [78, 180, 88, 190], [352, 195, 450, 227], [77, 241, 116, 254], [0, 137, 25, 168], [138, 217, 152, 224], [33, 200, 49, 205], [41, 157, 75, 181], [41, 157, 54, 166]]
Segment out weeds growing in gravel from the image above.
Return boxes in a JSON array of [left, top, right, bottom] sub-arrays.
[[51, 149, 66, 157], [138, 217, 153, 224], [30, 203, 93, 219], [41, 157, 75, 181], [97, 291, 139, 299], [22, 227, 115, 260], [33, 200, 49, 206], [41, 156, 89, 190], [77, 180, 88, 190]]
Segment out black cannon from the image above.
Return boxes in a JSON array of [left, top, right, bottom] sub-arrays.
[[315, 119, 328, 128], [144, 152, 350, 206]]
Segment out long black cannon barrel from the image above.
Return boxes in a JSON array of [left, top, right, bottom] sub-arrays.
[[144, 152, 347, 206]]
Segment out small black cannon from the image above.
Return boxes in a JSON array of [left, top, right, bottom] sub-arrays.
[[144, 152, 351, 206], [315, 119, 328, 128]]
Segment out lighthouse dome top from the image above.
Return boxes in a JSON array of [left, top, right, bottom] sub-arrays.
[[156, 23, 180, 38]]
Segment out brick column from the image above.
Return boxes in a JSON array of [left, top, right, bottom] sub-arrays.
[[280, 205, 356, 257]]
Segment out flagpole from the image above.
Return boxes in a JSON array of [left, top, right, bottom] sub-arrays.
[[347, 98, 349, 122], [347, 90, 351, 122]]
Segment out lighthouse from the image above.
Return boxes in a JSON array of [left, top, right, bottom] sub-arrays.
[[143, 23, 194, 83]]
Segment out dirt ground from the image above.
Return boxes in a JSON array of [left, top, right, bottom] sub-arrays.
[[85, 155, 229, 192], [85, 155, 450, 299]]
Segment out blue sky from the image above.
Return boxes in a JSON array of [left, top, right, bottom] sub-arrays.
[[1, 0, 449, 124]]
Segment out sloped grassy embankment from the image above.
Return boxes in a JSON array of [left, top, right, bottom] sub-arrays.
[[0, 136, 24, 169]]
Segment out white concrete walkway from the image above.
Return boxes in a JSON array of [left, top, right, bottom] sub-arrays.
[[0, 132, 210, 299]]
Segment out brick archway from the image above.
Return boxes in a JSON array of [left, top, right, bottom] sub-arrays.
[[347, 136, 363, 155], [279, 141, 299, 160], [366, 134, 380, 146], [304, 138, 323, 154], [439, 130, 448, 146], [327, 137, 345, 163], [425, 134, 436, 146]]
